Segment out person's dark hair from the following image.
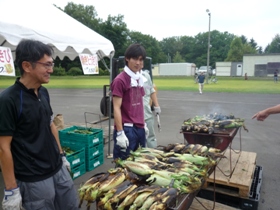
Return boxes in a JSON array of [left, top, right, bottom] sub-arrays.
[[124, 43, 146, 65], [15, 39, 53, 75]]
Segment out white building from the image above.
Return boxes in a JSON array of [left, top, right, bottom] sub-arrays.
[[215, 54, 280, 77], [243, 54, 280, 76], [153, 63, 196, 76]]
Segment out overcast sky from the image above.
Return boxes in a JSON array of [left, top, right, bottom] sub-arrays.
[[53, 0, 280, 50]]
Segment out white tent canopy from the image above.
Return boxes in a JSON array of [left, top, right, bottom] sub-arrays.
[[0, 0, 115, 155], [0, 0, 115, 60]]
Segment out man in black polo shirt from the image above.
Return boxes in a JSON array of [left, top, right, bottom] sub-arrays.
[[0, 39, 79, 209]]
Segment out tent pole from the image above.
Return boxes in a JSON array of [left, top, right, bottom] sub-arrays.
[[0, 40, 6, 46], [107, 52, 114, 159]]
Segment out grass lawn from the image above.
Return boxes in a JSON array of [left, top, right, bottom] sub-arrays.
[[0, 75, 279, 94]]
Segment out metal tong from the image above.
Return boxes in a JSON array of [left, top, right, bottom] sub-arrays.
[[156, 114, 161, 132]]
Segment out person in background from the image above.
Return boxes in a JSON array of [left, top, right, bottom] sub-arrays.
[[274, 70, 278, 83], [142, 69, 161, 148], [0, 39, 79, 210], [245, 73, 248, 80], [111, 43, 148, 160], [252, 104, 280, 121], [194, 72, 198, 83], [197, 72, 205, 94]]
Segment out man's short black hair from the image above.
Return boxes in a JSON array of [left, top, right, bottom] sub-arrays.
[[124, 43, 146, 65], [15, 39, 53, 75]]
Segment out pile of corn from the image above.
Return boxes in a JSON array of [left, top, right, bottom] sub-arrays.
[[67, 128, 94, 135], [78, 144, 223, 210], [61, 146, 75, 156], [181, 113, 248, 134]]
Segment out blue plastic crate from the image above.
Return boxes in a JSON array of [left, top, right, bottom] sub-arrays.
[[59, 126, 103, 147]]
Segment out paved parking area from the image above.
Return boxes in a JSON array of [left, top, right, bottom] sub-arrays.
[[1, 88, 279, 209]]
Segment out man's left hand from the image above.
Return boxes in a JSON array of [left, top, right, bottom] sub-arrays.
[[2, 187, 22, 210], [62, 156, 71, 172], [154, 106, 161, 115]]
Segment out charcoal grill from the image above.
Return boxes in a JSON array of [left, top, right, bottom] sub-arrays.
[[182, 127, 240, 152], [182, 127, 242, 177], [168, 191, 197, 210]]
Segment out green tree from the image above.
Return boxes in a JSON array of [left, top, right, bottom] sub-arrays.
[[207, 30, 235, 68], [180, 36, 196, 63], [188, 30, 232, 68], [257, 46, 263, 54], [158, 31, 235, 68], [63, 2, 109, 70], [239, 36, 260, 53], [52, 65, 66, 76], [240, 35, 248, 45], [173, 51, 185, 63], [225, 37, 244, 61], [265, 34, 280, 53], [240, 36, 259, 53], [126, 31, 165, 63], [249, 38, 258, 50], [187, 32, 208, 67], [67, 67, 83, 76], [57, 2, 275, 69], [160, 37, 183, 63], [99, 15, 129, 58], [243, 43, 257, 54], [264, 44, 270, 53], [54, 56, 81, 72], [64, 3, 101, 31]]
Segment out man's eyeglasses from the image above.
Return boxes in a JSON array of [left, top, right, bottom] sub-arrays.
[[33, 61, 55, 69]]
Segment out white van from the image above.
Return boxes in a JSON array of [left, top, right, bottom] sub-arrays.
[[198, 66, 212, 74]]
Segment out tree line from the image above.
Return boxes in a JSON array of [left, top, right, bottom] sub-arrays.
[[54, 2, 280, 71]]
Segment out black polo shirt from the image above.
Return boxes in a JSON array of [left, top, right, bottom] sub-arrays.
[[0, 78, 62, 182]]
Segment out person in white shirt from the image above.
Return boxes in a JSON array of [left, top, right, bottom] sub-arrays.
[[141, 69, 161, 148]]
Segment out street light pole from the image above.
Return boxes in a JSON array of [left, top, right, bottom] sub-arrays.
[[206, 9, 211, 84]]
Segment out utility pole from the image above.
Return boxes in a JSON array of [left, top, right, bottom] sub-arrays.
[[206, 9, 211, 84]]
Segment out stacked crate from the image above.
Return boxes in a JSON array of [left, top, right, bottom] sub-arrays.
[[59, 126, 104, 173], [84, 140, 104, 171], [61, 142, 86, 180]]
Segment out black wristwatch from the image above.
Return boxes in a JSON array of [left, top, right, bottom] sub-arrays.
[[60, 151, 66, 157]]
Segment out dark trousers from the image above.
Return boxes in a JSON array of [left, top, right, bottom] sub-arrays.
[[113, 125, 146, 160]]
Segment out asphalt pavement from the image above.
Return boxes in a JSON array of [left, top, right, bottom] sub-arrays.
[[1, 88, 279, 210]]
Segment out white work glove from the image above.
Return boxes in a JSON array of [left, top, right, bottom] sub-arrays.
[[116, 131, 129, 149], [62, 155, 71, 172], [144, 124, 149, 139], [154, 106, 161, 115], [2, 187, 22, 210]]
